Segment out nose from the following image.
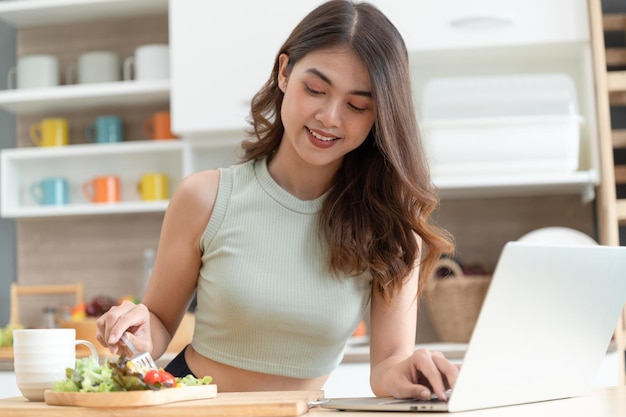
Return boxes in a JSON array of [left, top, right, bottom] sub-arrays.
[[316, 99, 341, 128]]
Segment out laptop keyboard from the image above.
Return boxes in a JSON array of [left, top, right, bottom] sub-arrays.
[[379, 389, 453, 404]]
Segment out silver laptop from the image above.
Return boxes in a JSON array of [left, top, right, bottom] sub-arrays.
[[322, 242, 626, 412]]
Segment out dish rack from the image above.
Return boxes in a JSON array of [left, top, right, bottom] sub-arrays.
[[0, 283, 84, 360], [420, 73, 584, 177]]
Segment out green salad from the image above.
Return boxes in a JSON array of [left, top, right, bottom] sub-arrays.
[[52, 356, 212, 393]]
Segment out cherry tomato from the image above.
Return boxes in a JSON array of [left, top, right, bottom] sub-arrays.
[[143, 369, 177, 388]]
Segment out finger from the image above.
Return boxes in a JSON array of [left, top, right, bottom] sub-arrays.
[[98, 302, 149, 346], [412, 350, 447, 400], [432, 351, 460, 390]]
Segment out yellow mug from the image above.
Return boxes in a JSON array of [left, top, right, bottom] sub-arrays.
[[138, 173, 169, 201], [30, 118, 69, 147]]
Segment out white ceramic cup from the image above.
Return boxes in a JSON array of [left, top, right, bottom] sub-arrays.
[[13, 328, 99, 402], [67, 51, 120, 84], [123, 44, 170, 81], [7, 54, 60, 89]]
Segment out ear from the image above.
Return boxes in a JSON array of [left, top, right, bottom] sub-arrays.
[[277, 53, 290, 93]]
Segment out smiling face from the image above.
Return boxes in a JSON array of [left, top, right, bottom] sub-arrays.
[[277, 46, 376, 173]]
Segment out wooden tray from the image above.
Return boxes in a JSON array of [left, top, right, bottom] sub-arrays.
[[44, 385, 217, 407]]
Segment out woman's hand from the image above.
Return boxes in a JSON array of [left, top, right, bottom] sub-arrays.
[[379, 349, 459, 401], [95, 300, 153, 356]]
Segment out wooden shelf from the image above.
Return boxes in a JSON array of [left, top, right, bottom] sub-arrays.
[[0, 0, 167, 28], [613, 129, 626, 148], [617, 200, 626, 224], [606, 47, 626, 67], [0, 80, 170, 114], [603, 13, 626, 31], [593, 1, 626, 385], [607, 71, 626, 92], [615, 166, 626, 184]]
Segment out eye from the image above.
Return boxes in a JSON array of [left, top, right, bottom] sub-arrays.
[[304, 84, 324, 96], [349, 103, 367, 113]]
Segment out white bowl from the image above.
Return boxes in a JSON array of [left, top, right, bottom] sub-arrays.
[[518, 227, 597, 246]]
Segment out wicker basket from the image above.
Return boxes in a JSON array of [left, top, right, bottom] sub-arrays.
[[423, 258, 492, 343]]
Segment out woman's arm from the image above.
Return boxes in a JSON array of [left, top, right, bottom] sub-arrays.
[[369, 262, 459, 400], [96, 170, 220, 358]]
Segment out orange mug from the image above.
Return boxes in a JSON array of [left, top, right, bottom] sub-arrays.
[[82, 175, 120, 203], [142, 111, 178, 140]]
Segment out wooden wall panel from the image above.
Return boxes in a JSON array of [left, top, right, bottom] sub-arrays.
[[16, 213, 164, 327], [436, 194, 595, 268]]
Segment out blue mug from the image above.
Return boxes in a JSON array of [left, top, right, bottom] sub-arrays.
[[30, 177, 69, 206], [86, 115, 123, 144]]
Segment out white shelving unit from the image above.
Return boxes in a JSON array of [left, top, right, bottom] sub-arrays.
[[0, 141, 183, 218], [0, 80, 170, 114], [0, 0, 601, 215], [0, 0, 240, 219], [0, 0, 168, 27], [0, 137, 243, 218]]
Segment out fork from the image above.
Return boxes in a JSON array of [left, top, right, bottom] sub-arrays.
[[121, 332, 159, 376]]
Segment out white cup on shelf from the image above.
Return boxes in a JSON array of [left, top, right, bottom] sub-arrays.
[[66, 51, 121, 84], [7, 54, 60, 90], [123, 44, 170, 81]]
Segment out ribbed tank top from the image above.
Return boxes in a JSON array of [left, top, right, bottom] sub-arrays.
[[192, 157, 372, 378]]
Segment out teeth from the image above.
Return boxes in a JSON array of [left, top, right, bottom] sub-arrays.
[[309, 128, 336, 142]]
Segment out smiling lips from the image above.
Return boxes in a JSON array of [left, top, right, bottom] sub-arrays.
[[307, 127, 338, 142]]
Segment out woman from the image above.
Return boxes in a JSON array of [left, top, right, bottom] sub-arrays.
[[97, 0, 457, 401]]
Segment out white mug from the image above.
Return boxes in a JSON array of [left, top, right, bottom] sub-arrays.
[[123, 44, 170, 81], [67, 51, 120, 84], [7, 54, 60, 89], [13, 328, 99, 401]]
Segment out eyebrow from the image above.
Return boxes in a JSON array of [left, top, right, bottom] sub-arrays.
[[305, 67, 372, 98]]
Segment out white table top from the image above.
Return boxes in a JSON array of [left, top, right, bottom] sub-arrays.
[[308, 386, 626, 416]]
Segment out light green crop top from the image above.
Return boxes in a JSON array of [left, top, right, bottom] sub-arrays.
[[192, 157, 372, 378]]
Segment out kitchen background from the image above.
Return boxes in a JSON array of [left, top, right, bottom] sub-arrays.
[[0, 0, 622, 357], [0, 0, 625, 399]]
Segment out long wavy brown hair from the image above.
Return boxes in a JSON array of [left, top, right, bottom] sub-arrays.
[[241, 0, 454, 302]]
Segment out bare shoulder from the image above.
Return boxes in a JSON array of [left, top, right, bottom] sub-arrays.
[[163, 170, 221, 234], [172, 170, 220, 208]]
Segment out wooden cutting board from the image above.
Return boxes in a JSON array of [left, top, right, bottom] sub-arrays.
[[0, 390, 324, 417], [44, 384, 217, 407]]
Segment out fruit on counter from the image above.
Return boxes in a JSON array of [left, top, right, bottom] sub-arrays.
[[0, 323, 25, 347], [69, 295, 139, 321], [71, 303, 87, 321], [118, 295, 140, 305], [86, 295, 118, 317]]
